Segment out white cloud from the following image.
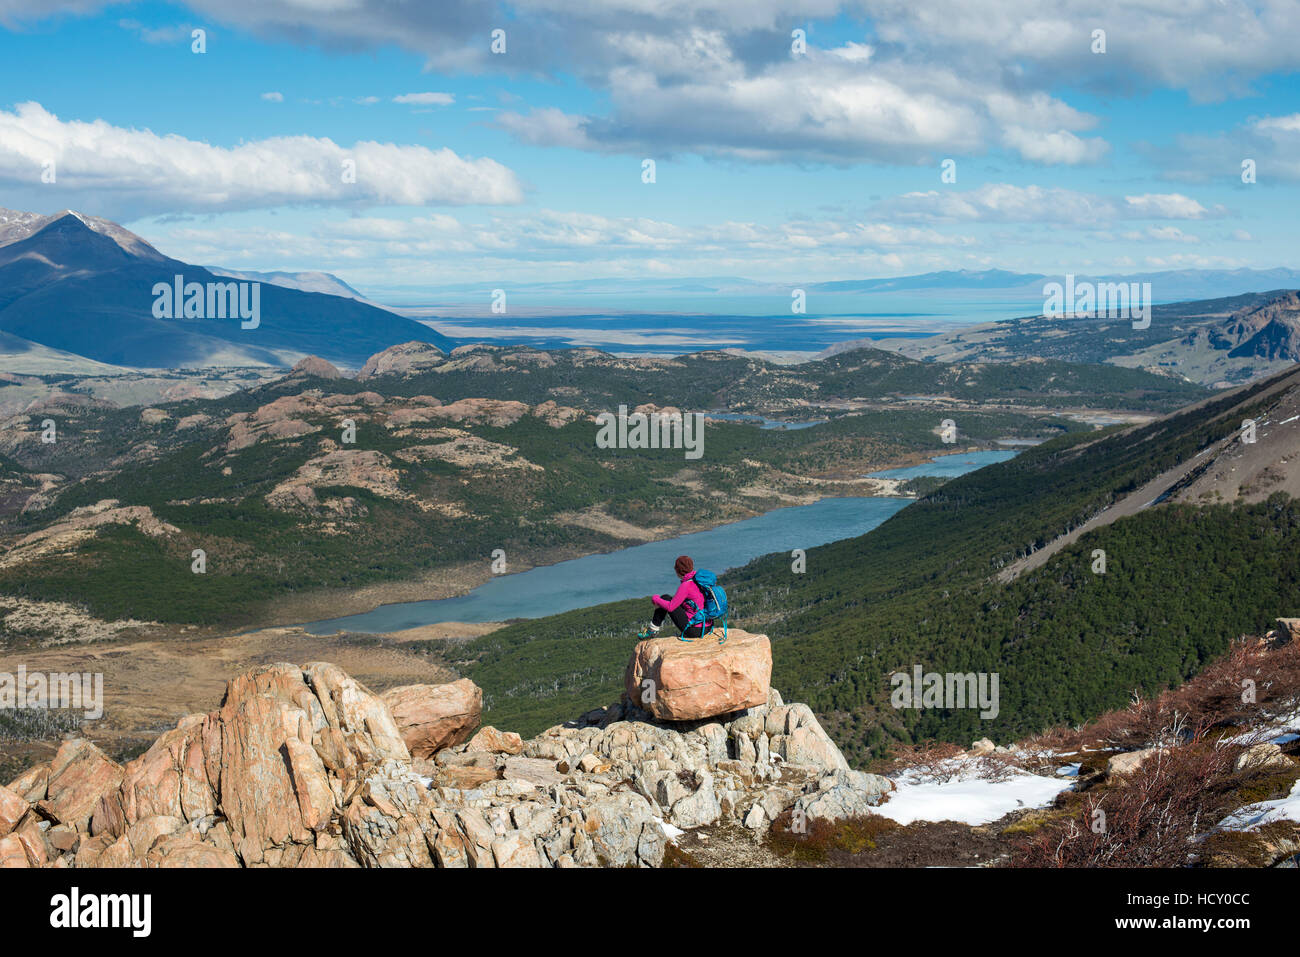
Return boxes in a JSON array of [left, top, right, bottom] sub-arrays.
[[8, 1, 1300, 171], [393, 92, 455, 106], [498, 55, 1102, 165], [862, 0, 1300, 99], [1000, 127, 1107, 165], [1123, 193, 1210, 219], [871, 184, 1218, 226], [1132, 226, 1199, 243], [1152, 111, 1300, 183], [261, 91, 284, 102], [1143, 253, 1249, 268], [116, 18, 196, 45], [107, 0, 1300, 168], [1253, 113, 1300, 135], [154, 207, 973, 285], [0, 102, 524, 218]]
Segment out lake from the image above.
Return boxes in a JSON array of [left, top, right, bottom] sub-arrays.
[[867, 448, 1018, 480], [705, 412, 827, 430], [303, 448, 1017, 634]]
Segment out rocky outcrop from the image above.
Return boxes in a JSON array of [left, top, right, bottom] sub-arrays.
[[40, 738, 126, 831], [382, 679, 482, 759], [1276, 618, 1300, 642], [392, 433, 540, 471], [625, 628, 772, 721], [2, 657, 890, 868], [533, 400, 588, 427], [291, 356, 345, 379], [426, 398, 530, 428], [1, 500, 179, 570], [0, 784, 27, 836], [265, 449, 405, 513], [358, 342, 446, 380]]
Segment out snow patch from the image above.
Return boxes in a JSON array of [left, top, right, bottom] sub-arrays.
[[874, 765, 1073, 827], [655, 816, 686, 841], [1219, 779, 1300, 831]]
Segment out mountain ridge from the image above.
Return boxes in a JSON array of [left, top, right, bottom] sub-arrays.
[[0, 209, 452, 369]]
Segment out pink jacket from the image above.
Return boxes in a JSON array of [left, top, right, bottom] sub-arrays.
[[653, 574, 706, 618]]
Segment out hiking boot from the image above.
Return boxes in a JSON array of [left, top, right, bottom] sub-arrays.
[[636, 626, 659, 639]]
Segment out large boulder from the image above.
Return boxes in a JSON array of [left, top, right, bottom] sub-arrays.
[[381, 679, 482, 759], [1106, 748, 1164, 781], [0, 785, 27, 837], [38, 739, 125, 831], [6, 765, 48, 803], [624, 628, 772, 722], [0, 833, 29, 868], [465, 726, 523, 755]]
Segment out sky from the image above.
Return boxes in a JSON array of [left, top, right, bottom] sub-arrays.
[[1, 0, 1298, 297]]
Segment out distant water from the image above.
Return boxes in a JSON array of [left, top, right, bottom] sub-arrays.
[[303, 448, 1020, 633], [706, 412, 827, 430], [392, 291, 1045, 354], [412, 311, 948, 355], [867, 448, 1017, 480]]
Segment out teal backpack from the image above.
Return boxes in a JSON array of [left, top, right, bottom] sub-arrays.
[[682, 569, 728, 644]]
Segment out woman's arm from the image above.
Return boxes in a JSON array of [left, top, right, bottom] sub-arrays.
[[652, 580, 690, 612]]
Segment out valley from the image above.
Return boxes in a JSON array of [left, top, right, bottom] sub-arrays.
[[0, 332, 1193, 771]]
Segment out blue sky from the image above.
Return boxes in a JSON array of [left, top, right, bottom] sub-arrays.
[[1, 0, 1299, 296]]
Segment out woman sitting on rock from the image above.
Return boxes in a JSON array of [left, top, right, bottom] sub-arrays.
[[638, 554, 709, 639]]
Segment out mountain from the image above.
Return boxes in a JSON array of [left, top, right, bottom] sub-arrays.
[[809, 268, 1045, 293], [869, 289, 1300, 387], [0, 329, 130, 376], [1218, 291, 1300, 360], [806, 267, 1300, 300], [0, 207, 168, 262], [408, 267, 1300, 301], [210, 267, 370, 302], [0, 209, 452, 370]]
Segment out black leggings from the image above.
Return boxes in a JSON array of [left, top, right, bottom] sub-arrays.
[[653, 596, 705, 638]]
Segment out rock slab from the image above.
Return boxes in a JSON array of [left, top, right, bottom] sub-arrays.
[[625, 628, 772, 722], [381, 678, 482, 759]]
